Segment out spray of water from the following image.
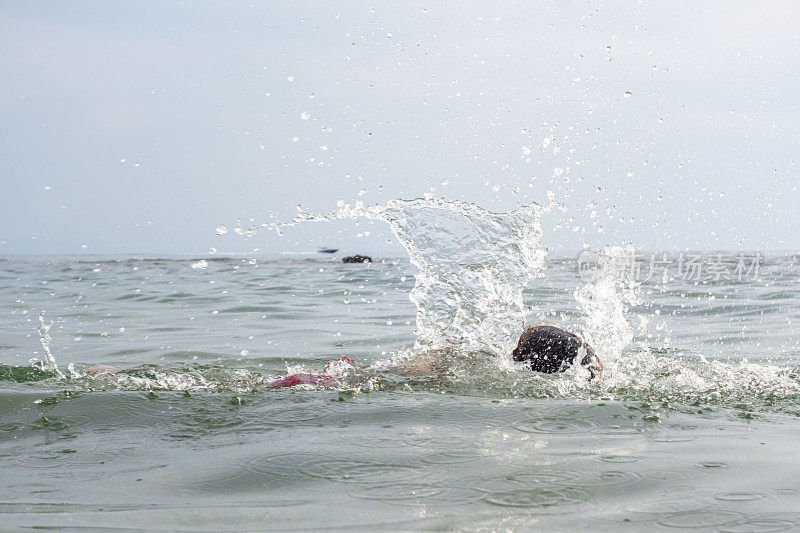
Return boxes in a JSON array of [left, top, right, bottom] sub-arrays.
[[34, 313, 63, 380], [574, 245, 642, 378], [268, 198, 549, 356]]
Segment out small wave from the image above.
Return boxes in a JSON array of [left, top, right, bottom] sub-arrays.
[[7, 347, 800, 415]]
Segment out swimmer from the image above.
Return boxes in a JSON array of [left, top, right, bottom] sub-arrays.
[[273, 326, 602, 386], [87, 327, 601, 390]]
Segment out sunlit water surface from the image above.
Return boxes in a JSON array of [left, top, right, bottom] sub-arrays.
[[2, 247, 800, 531]]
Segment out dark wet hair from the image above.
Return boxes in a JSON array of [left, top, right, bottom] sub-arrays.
[[512, 325, 603, 380]]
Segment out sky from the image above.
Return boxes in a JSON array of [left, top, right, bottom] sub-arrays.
[[1, 1, 799, 257]]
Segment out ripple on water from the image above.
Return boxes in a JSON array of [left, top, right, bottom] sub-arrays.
[[513, 417, 599, 434], [481, 486, 591, 509], [25, 448, 150, 480], [641, 467, 696, 482], [719, 513, 800, 533], [656, 509, 746, 529], [350, 428, 437, 450], [501, 470, 582, 487], [348, 482, 444, 504], [584, 469, 642, 487], [296, 457, 429, 484], [160, 453, 314, 495], [481, 467, 641, 495], [715, 491, 766, 502], [420, 449, 484, 465], [349, 483, 482, 506]]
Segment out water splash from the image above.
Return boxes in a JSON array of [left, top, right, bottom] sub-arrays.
[[267, 198, 548, 355], [34, 313, 63, 380], [574, 246, 642, 378]]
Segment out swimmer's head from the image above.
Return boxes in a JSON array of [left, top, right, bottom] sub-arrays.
[[513, 325, 602, 381]]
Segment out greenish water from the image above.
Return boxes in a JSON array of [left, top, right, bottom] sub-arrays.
[[2, 251, 800, 531]]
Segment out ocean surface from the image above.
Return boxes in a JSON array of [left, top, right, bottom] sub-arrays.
[[2, 201, 800, 531]]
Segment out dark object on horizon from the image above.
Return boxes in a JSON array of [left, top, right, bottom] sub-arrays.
[[512, 325, 603, 380], [342, 255, 373, 263], [317, 248, 339, 254]]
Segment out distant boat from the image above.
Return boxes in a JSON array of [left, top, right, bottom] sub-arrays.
[[317, 248, 339, 254]]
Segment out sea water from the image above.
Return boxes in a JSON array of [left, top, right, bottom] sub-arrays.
[[2, 199, 800, 531]]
